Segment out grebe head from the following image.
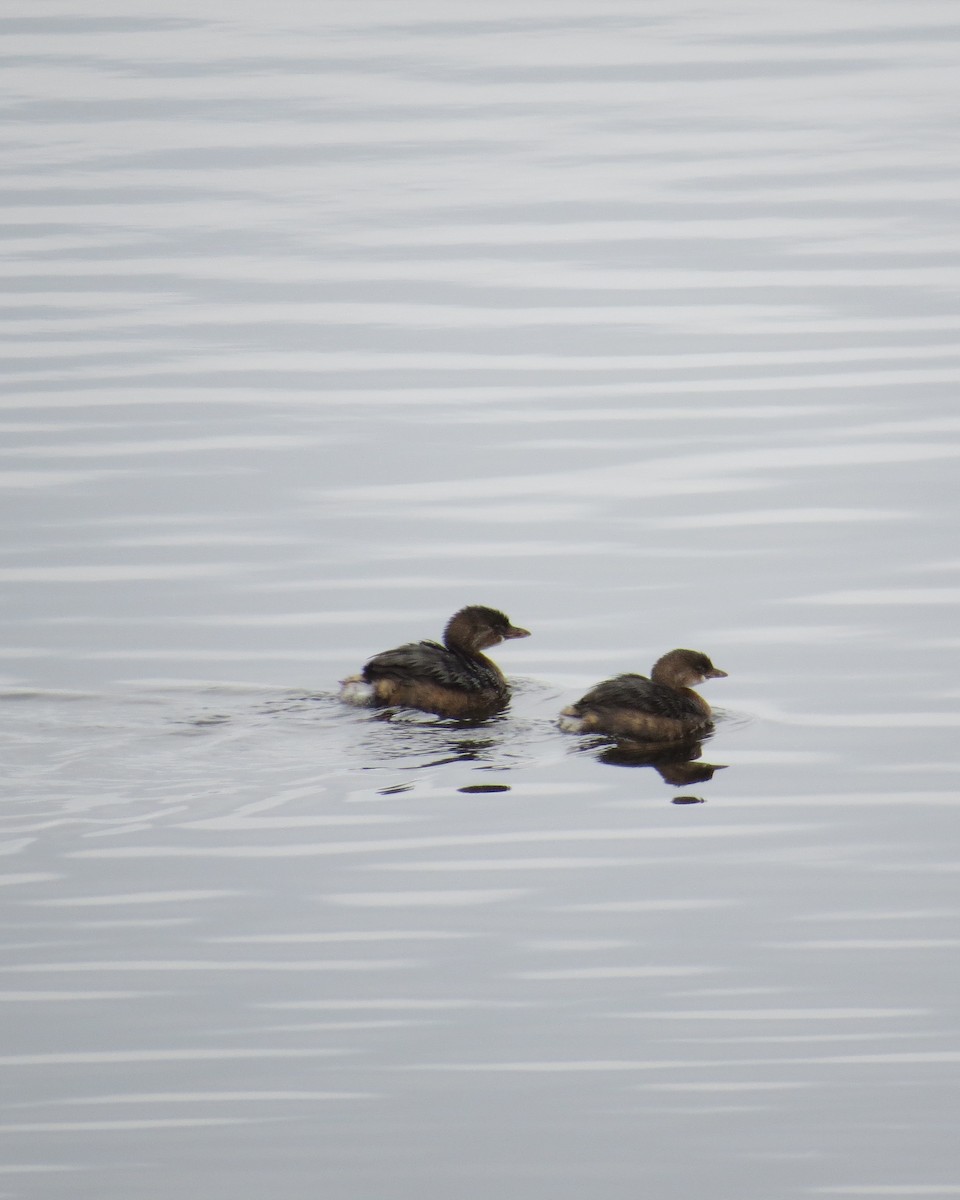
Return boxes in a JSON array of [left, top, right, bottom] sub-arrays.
[[650, 648, 727, 689], [443, 606, 531, 653]]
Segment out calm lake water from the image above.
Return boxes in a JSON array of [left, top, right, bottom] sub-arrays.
[[3, 2, 960, 1197]]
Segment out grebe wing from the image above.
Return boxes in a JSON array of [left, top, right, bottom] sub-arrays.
[[574, 673, 706, 721], [362, 641, 495, 693]]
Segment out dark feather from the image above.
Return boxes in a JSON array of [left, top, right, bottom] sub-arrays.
[[363, 640, 504, 695], [572, 673, 706, 721]]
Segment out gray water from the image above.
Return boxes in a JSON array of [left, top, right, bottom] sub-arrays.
[[3, 3, 960, 1197]]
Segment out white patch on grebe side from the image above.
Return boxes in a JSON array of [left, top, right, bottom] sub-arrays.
[[557, 711, 586, 733], [339, 678, 375, 707]]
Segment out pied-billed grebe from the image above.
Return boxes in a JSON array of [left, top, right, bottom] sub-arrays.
[[558, 648, 727, 743], [339, 605, 530, 719]]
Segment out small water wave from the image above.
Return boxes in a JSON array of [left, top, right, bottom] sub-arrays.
[[4, 2, 960, 1196]]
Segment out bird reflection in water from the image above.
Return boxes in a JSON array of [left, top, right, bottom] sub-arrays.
[[356, 707, 519, 772], [584, 737, 727, 804], [416, 734, 501, 770]]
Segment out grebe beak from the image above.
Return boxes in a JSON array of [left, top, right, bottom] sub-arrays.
[[504, 626, 531, 640], [706, 667, 728, 679]]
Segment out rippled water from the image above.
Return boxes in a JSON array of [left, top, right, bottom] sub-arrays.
[[3, 3, 960, 1197]]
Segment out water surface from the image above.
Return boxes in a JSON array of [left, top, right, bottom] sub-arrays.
[[2, 2, 960, 1197]]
